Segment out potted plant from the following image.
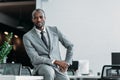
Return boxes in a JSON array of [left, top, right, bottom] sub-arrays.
[[0, 32, 13, 63]]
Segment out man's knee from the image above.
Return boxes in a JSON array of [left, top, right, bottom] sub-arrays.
[[55, 72, 70, 80], [37, 65, 56, 79]]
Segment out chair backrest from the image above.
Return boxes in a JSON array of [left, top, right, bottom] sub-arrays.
[[101, 65, 120, 80], [68, 61, 79, 75], [111, 52, 120, 65], [0, 63, 22, 75]]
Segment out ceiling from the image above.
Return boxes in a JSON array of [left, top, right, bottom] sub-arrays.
[[0, 0, 36, 32]]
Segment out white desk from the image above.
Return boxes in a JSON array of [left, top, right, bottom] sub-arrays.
[[0, 75, 43, 80], [0, 75, 100, 80], [69, 75, 101, 80]]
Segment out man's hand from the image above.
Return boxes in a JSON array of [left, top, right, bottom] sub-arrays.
[[54, 60, 69, 72]]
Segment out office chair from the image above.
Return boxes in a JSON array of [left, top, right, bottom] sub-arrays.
[[0, 63, 32, 75], [101, 65, 120, 80], [67, 61, 79, 75], [0, 63, 22, 75]]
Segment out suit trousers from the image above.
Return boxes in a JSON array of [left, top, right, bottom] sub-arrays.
[[37, 64, 70, 80]]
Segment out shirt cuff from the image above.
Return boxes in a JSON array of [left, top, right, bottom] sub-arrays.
[[52, 60, 56, 64]]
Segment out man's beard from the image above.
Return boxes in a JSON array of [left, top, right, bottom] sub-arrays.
[[35, 22, 45, 29]]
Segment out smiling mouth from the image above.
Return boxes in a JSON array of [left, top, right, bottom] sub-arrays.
[[37, 23, 42, 26]]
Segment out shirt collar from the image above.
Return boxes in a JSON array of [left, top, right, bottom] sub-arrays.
[[34, 26, 46, 34]]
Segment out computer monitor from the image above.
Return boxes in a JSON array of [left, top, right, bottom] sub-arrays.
[[112, 52, 120, 65]]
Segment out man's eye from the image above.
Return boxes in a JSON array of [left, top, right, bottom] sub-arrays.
[[40, 16, 43, 19]]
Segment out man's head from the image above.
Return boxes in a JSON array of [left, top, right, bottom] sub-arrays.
[[32, 9, 46, 30]]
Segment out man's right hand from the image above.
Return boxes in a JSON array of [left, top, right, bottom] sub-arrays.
[[54, 60, 69, 72]]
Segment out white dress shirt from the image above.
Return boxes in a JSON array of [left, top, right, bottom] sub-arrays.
[[34, 26, 49, 47]]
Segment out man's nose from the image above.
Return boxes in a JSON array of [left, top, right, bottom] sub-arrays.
[[38, 18, 42, 22]]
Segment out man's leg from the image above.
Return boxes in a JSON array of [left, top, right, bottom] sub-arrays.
[[55, 71, 70, 80], [37, 64, 56, 80]]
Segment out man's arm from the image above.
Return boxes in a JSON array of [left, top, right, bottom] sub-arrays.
[[54, 27, 74, 72], [56, 27, 74, 64]]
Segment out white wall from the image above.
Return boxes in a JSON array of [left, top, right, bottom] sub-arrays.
[[36, 0, 120, 75]]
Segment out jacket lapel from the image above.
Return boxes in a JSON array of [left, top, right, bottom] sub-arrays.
[[31, 28, 48, 51], [46, 27, 54, 51]]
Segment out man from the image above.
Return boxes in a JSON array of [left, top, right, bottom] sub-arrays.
[[23, 9, 73, 80]]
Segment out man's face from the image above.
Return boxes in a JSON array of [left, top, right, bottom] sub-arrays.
[[32, 11, 46, 30]]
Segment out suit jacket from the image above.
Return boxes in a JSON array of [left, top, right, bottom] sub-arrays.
[[23, 26, 73, 74]]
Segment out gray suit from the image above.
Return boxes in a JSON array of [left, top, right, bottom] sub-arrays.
[[23, 26, 73, 80]]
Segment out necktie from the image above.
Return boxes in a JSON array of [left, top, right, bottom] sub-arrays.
[[40, 31, 48, 48]]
